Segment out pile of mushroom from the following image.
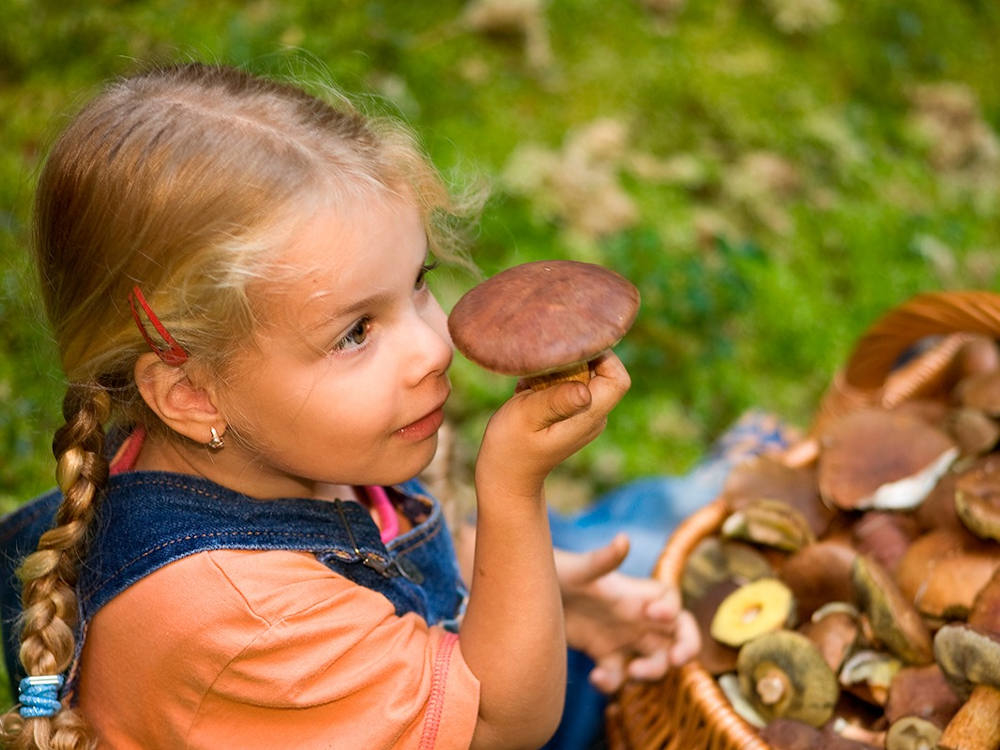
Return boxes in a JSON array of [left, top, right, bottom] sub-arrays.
[[679, 333, 1000, 750]]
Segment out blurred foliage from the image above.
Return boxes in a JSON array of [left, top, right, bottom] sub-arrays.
[[2, 0, 1000, 706]]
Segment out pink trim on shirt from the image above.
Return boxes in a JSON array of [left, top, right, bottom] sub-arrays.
[[419, 631, 459, 750], [110, 425, 146, 475], [365, 484, 399, 543]]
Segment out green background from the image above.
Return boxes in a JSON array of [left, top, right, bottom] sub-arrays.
[[2, 0, 999, 708]]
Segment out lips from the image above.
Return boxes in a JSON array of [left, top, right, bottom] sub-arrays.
[[396, 390, 450, 441]]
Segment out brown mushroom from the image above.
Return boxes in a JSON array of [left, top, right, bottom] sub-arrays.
[[955, 369, 1000, 417], [933, 625, 1000, 750], [720, 498, 816, 553], [447, 259, 640, 389], [689, 579, 740, 675], [799, 606, 860, 674], [680, 535, 774, 605], [852, 555, 933, 665], [895, 527, 999, 621], [934, 567, 1000, 750], [838, 649, 902, 706], [885, 716, 942, 750], [954, 453, 1000, 542], [779, 540, 858, 622], [913, 469, 962, 531], [957, 335, 1000, 377], [946, 407, 1000, 457], [851, 511, 919, 577], [737, 630, 840, 727], [759, 719, 881, 750], [818, 408, 958, 511], [721, 454, 834, 538], [885, 663, 962, 728]]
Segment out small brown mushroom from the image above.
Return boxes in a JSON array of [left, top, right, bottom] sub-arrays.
[[737, 630, 840, 727], [680, 536, 774, 604], [852, 555, 933, 665], [780, 541, 858, 621], [913, 469, 963, 531], [799, 606, 860, 674], [851, 511, 919, 577], [935, 567, 1000, 750], [957, 335, 1000, 377], [447, 259, 640, 389], [759, 719, 881, 750], [933, 625, 1000, 750], [885, 716, 942, 750], [689, 579, 741, 675], [818, 408, 958, 511], [838, 649, 902, 706], [720, 498, 816, 552], [954, 453, 1000, 542], [885, 663, 962, 728], [895, 527, 999, 620], [955, 369, 1000, 417], [946, 407, 1000, 457], [721, 454, 834, 538]]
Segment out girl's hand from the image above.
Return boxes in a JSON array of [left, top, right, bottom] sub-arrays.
[[475, 352, 631, 503], [556, 534, 701, 694]]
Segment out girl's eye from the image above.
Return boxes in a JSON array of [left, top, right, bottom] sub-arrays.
[[415, 261, 439, 291], [333, 317, 371, 351]]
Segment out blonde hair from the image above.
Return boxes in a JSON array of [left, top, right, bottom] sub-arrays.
[[1, 62, 475, 750]]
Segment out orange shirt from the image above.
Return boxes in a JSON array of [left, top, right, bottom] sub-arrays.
[[77, 548, 480, 749]]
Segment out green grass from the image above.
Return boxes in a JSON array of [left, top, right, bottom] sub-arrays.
[[2, 0, 1000, 709]]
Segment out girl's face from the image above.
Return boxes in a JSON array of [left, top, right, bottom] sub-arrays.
[[216, 192, 453, 496]]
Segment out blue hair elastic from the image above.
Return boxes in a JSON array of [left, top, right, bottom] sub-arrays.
[[18, 675, 64, 718]]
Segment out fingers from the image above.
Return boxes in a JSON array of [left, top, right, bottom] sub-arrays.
[[625, 647, 670, 682], [586, 352, 631, 413], [559, 533, 630, 588], [526, 380, 592, 430], [644, 586, 681, 624], [589, 651, 627, 694], [667, 610, 701, 667]]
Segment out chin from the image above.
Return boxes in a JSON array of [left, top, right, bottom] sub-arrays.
[[382, 435, 440, 487]]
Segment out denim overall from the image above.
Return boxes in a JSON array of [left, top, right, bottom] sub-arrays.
[[0, 472, 467, 701]]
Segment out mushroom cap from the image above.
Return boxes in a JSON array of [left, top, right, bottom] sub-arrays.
[[933, 623, 1000, 700], [954, 453, 1000, 541], [447, 259, 640, 376], [851, 554, 933, 665], [736, 629, 840, 727], [818, 408, 958, 511]]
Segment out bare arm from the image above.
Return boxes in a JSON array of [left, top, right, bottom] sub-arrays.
[[462, 353, 630, 750]]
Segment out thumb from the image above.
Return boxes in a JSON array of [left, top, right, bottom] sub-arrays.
[[529, 380, 591, 430], [560, 533, 630, 587]]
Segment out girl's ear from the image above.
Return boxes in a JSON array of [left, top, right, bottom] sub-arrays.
[[134, 352, 225, 444]]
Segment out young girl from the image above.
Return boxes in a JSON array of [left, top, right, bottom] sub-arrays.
[[0, 63, 696, 750]]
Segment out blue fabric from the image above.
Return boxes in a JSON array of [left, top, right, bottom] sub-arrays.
[[0, 473, 466, 702]]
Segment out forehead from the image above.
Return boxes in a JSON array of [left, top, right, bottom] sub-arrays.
[[251, 193, 425, 328]]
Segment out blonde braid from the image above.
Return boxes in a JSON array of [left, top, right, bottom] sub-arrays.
[[1, 385, 110, 750]]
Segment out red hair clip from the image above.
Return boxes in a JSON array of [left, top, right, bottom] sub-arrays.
[[128, 286, 189, 366]]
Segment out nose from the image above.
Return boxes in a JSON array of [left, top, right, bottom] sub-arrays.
[[404, 295, 453, 384]]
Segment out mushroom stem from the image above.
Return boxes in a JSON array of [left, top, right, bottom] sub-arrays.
[[522, 360, 591, 390], [756, 666, 789, 706], [938, 684, 1000, 750]]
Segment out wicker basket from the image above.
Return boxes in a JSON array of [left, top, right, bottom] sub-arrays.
[[605, 290, 1000, 750]]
